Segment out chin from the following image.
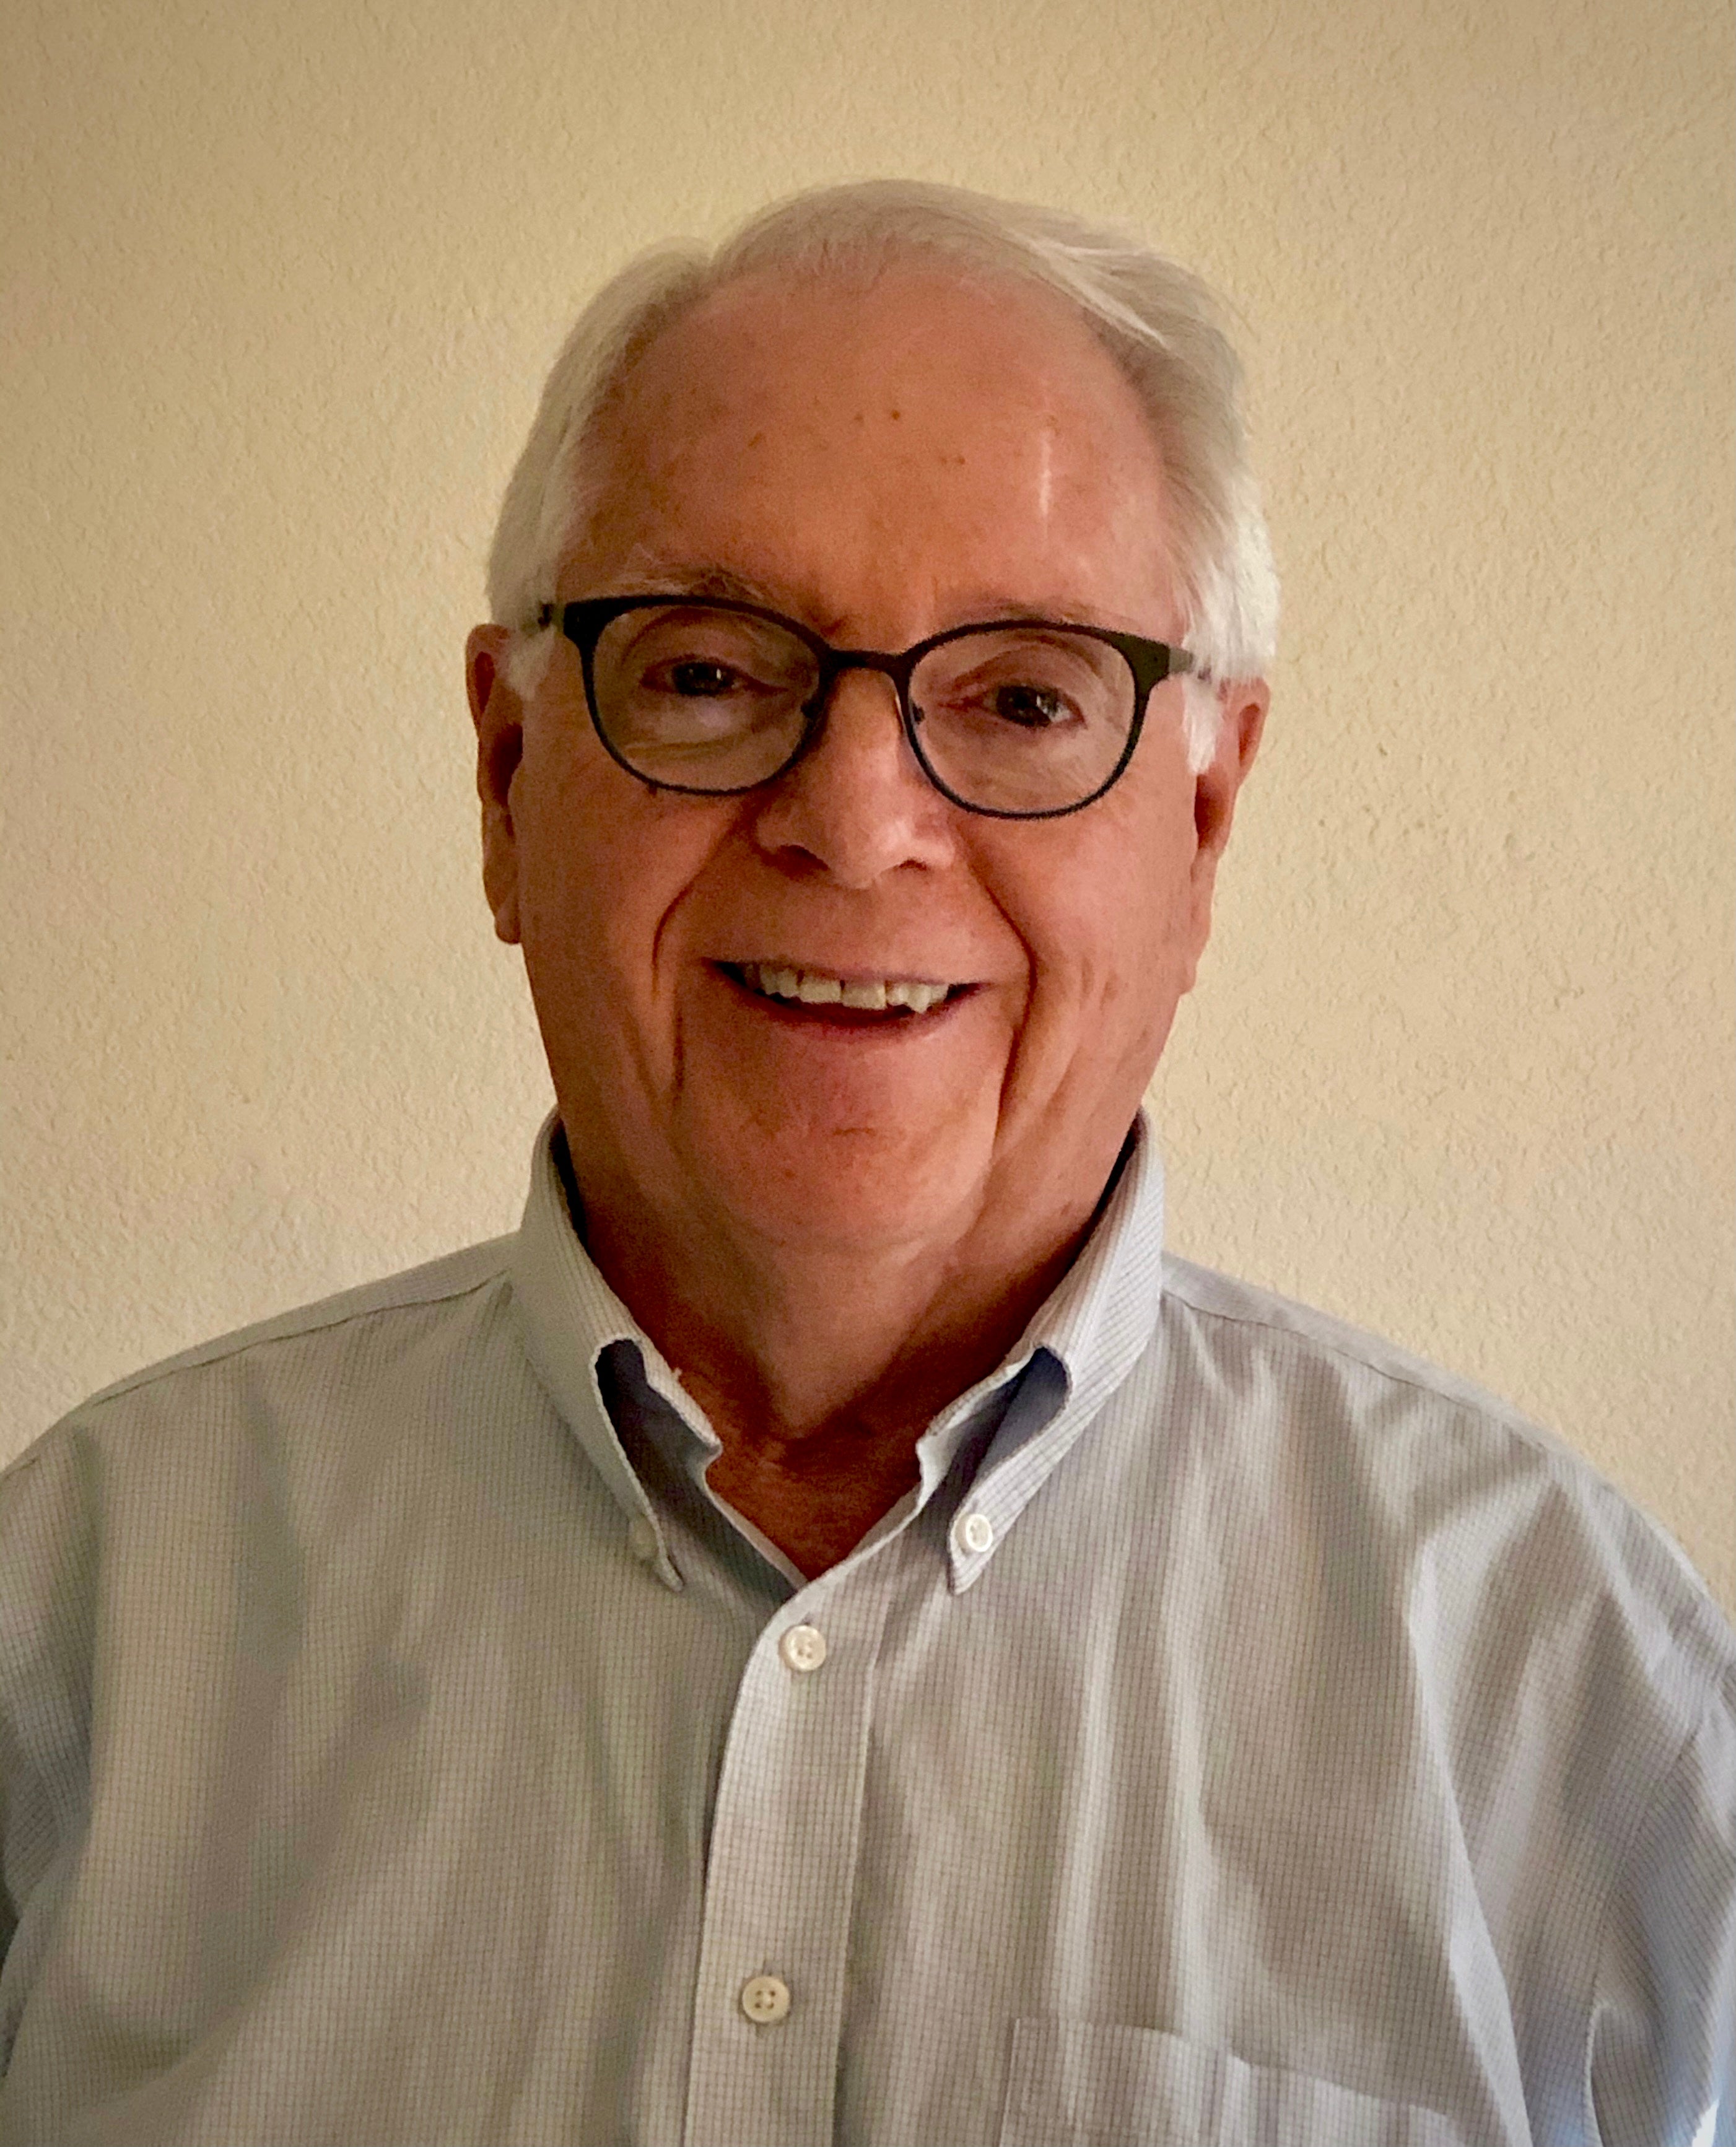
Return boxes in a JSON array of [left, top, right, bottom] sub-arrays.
[[692, 1119, 993, 1254]]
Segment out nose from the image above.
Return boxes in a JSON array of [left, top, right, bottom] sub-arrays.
[[746, 665, 958, 887]]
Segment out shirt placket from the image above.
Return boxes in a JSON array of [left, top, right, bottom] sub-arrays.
[[683, 1555, 896, 2147]]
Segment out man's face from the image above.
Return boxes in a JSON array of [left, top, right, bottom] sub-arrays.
[[469, 265, 1263, 1260]]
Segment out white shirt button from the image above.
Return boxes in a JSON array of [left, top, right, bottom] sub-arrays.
[[626, 1515, 659, 1565], [778, 1623, 827, 1674], [955, 1510, 994, 1556], [739, 1973, 791, 2024]]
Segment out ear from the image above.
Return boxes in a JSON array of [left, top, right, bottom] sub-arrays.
[[1193, 677, 1268, 864], [1182, 676, 1269, 983], [466, 624, 526, 945]]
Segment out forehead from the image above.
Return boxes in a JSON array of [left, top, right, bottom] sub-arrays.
[[570, 262, 1179, 631]]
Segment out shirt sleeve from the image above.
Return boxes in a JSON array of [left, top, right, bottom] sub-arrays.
[[1589, 1660, 1736, 2147]]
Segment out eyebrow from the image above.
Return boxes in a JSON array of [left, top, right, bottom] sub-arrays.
[[601, 559, 792, 610]]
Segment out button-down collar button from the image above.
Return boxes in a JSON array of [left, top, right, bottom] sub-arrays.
[[778, 1622, 827, 1674], [954, 1510, 994, 1556], [739, 1974, 791, 2024], [627, 1514, 659, 1565]]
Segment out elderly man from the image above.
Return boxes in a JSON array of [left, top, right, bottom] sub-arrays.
[[1, 183, 1730, 2147]]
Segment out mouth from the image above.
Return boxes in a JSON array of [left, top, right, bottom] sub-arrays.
[[717, 960, 975, 1023]]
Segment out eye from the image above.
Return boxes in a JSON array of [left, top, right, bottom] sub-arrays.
[[665, 659, 744, 698], [989, 683, 1074, 729]]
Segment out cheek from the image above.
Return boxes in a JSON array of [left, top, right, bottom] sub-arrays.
[[512, 741, 717, 1007], [1010, 795, 1200, 1018], [513, 763, 609, 975]]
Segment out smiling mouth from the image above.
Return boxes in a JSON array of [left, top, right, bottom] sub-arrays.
[[720, 962, 972, 1017]]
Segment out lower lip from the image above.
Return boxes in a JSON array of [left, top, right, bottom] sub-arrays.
[[717, 967, 971, 1030]]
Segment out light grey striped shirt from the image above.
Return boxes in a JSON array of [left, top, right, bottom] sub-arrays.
[[2, 1114, 1731, 2146]]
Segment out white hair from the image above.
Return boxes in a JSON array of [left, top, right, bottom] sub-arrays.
[[487, 180, 1278, 772]]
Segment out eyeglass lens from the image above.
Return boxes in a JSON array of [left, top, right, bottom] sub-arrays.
[[588, 604, 1140, 816]]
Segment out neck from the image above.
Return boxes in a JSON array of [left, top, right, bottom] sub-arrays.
[[559, 1125, 1131, 1575]]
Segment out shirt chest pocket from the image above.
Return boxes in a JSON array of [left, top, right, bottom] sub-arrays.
[[1000, 2018, 1475, 2147]]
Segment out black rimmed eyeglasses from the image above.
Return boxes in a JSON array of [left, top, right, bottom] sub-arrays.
[[536, 595, 1197, 821]]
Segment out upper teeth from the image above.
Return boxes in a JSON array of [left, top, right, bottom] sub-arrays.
[[738, 964, 954, 1013]]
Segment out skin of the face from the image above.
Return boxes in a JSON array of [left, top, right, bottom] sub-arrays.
[[467, 261, 1265, 1554]]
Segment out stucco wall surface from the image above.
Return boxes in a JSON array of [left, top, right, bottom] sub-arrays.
[[2, 0, 1731, 1607]]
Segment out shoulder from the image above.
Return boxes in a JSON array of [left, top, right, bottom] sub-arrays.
[[1151, 1252, 1732, 1709], [84, 1235, 517, 1409], [2, 1236, 520, 1504], [1160, 1252, 1554, 1432]]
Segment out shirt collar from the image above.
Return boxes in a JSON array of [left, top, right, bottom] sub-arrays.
[[508, 1111, 1166, 1593]]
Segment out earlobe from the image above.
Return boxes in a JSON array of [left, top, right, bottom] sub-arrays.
[[467, 624, 525, 946]]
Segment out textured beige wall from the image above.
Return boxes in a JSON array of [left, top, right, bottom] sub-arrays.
[[3, 0, 1730, 1608]]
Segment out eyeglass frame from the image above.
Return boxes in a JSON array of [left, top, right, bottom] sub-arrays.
[[534, 594, 1199, 822]]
